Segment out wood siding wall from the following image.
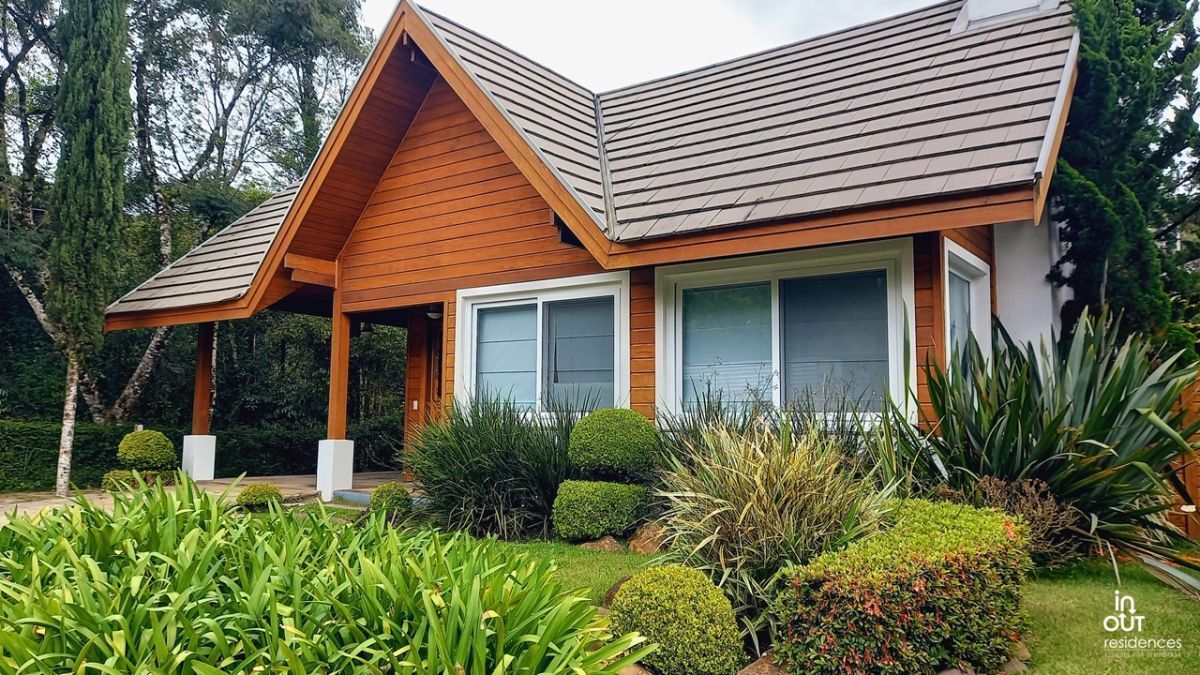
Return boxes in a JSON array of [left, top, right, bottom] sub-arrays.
[[338, 78, 603, 315], [1172, 384, 1200, 539], [912, 227, 994, 419], [630, 268, 656, 418]]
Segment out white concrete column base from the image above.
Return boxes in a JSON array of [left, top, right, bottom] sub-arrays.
[[181, 435, 216, 481], [317, 439, 354, 501]]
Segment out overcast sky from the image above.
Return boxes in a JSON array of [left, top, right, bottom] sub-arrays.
[[360, 0, 937, 91]]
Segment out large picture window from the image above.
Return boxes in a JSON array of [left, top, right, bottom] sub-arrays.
[[457, 272, 630, 413], [657, 240, 915, 414]]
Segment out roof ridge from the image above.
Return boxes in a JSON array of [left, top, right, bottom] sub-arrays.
[[592, 93, 617, 235], [415, 4, 597, 97], [596, 0, 960, 97]]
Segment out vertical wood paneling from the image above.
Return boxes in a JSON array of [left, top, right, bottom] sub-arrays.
[[630, 267, 656, 419]]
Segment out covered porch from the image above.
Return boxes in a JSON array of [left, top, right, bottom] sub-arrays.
[[173, 292, 446, 501]]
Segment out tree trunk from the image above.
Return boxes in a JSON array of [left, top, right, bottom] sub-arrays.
[[105, 326, 173, 422], [56, 353, 80, 497]]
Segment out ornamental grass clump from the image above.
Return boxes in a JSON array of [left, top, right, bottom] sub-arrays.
[[408, 397, 576, 539], [0, 479, 652, 673], [657, 418, 890, 652]]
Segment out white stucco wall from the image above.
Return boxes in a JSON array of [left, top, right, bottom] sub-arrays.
[[993, 214, 1070, 349]]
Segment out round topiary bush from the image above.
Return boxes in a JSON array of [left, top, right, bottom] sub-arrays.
[[610, 565, 743, 675], [101, 470, 173, 492], [117, 430, 176, 471], [370, 481, 413, 520], [568, 408, 659, 481], [236, 483, 283, 511], [552, 480, 647, 541]]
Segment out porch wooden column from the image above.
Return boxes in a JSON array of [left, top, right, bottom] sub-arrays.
[[327, 287, 351, 440], [192, 322, 215, 435]]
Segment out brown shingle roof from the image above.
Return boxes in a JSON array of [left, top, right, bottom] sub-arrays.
[[425, 0, 1075, 241], [106, 183, 300, 315]]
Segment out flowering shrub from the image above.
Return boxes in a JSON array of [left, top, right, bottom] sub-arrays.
[[774, 500, 1030, 674]]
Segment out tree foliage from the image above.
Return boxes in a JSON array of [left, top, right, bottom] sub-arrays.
[[45, 0, 130, 358], [1051, 0, 1200, 352]]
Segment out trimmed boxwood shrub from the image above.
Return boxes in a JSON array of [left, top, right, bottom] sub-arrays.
[[610, 565, 743, 675], [101, 470, 174, 492], [568, 408, 659, 481], [773, 499, 1030, 675], [370, 481, 412, 519], [117, 430, 176, 470], [236, 483, 284, 511], [552, 480, 647, 541]]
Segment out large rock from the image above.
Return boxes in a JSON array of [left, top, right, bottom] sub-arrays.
[[628, 522, 667, 554], [1013, 642, 1031, 661], [739, 652, 786, 674], [618, 665, 653, 675], [580, 535, 624, 552]]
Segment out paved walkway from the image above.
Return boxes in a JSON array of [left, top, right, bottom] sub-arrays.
[[0, 472, 406, 527]]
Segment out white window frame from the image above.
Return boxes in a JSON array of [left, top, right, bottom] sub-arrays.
[[655, 239, 916, 415], [944, 238, 992, 357], [455, 271, 631, 413]]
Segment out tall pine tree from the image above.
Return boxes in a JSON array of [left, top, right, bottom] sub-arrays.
[[1051, 0, 1200, 350], [45, 0, 132, 495]]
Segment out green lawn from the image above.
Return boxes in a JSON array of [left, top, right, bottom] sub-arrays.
[[1024, 560, 1200, 673], [503, 542, 1200, 673], [494, 540, 655, 603]]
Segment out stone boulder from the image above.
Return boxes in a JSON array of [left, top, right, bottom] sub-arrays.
[[628, 522, 667, 554], [580, 535, 624, 552], [738, 652, 786, 674]]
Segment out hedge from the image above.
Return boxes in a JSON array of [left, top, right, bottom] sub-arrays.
[[773, 499, 1030, 675], [0, 415, 405, 493], [552, 480, 647, 541]]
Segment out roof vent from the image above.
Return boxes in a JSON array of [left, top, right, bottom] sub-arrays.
[[953, 0, 1058, 32]]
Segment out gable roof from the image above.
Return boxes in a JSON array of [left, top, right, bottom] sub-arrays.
[[107, 0, 1077, 324], [430, 0, 1076, 242]]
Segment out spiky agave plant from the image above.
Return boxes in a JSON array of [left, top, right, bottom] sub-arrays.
[[874, 311, 1200, 593]]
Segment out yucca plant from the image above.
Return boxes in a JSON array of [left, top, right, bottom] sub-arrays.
[[0, 478, 653, 673], [875, 311, 1200, 592], [657, 419, 891, 653]]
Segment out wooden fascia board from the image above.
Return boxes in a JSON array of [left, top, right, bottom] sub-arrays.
[[104, 299, 255, 331], [1033, 37, 1079, 221], [603, 187, 1036, 268], [399, 2, 616, 266]]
